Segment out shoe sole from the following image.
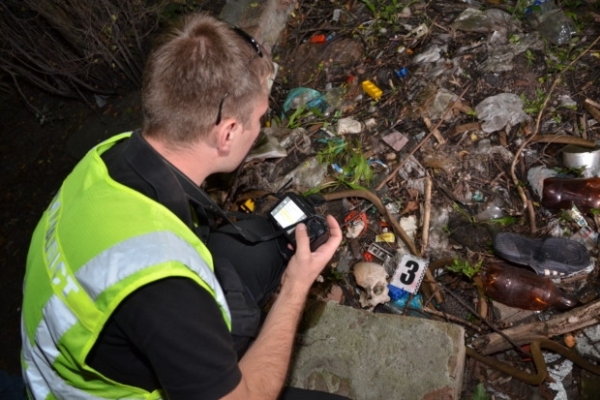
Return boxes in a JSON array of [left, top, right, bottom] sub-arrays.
[[492, 232, 592, 276]]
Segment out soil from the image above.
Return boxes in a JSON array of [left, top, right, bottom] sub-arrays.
[[2, 1, 600, 398]]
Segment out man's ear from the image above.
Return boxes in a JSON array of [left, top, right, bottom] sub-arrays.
[[215, 118, 239, 154]]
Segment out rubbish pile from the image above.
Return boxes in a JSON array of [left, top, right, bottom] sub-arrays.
[[212, 1, 600, 398]]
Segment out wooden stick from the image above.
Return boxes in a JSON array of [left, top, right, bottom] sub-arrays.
[[450, 122, 481, 138], [529, 134, 596, 148], [584, 100, 600, 124], [470, 299, 600, 355], [420, 175, 432, 256], [581, 114, 589, 140], [422, 116, 446, 145], [584, 97, 600, 110], [424, 306, 482, 332]]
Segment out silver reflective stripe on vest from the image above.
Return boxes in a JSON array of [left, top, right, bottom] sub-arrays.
[[22, 298, 126, 399], [76, 231, 230, 320], [24, 230, 227, 399]]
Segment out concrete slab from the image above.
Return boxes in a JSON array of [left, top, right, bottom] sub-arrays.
[[288, 301, 465, 400]]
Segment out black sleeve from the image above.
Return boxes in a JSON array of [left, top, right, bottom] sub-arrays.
[[102, 277, 242, 400]]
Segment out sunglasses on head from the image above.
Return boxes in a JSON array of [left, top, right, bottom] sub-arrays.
[[215, 26, 264, 125]]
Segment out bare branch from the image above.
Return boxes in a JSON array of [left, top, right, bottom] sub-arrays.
[[0, 0, 170, 101]]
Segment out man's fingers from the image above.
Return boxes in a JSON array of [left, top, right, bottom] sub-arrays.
[[294, 223, 309, 251], [326, 215, 342, 241], [313, 215, 341, 255], [293, 216, 340, 257]]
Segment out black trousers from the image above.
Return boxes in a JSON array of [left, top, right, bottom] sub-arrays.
[[208, 217, 289, 307], [207, 217, 351, 400]]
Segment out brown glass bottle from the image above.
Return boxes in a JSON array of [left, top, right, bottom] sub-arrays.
[[480, 263, 579, 311], [541, 177, 600, 212]]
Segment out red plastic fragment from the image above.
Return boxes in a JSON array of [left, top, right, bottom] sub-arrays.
[[310, 34, 327, 44]]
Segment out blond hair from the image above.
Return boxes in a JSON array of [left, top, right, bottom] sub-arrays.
[[142, 13, 274, 144]]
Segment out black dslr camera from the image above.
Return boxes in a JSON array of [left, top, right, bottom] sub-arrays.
[[269, 193, 330, 251]]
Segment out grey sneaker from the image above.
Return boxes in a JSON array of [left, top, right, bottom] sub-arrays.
[[492, 232, 592, 277]]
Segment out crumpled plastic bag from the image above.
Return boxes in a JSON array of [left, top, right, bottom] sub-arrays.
[[247, 127, 315, 162], [283, 87, 324, 112], [280, 127, 312, 153], [411, 44, 445, 64], [527, 165, 558, 198], [427, 88, 458, 120], [246, 135, 287, 161], [475, 93, 530, 133], [273, 157, 328, 192], [525, 1, 577, 46], [337, 117, 362, 135], [451, 8, 517, 34], [480, 33, 544, 73]]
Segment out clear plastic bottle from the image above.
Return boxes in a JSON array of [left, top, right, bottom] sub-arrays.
[[541, 177, 600, 213], [480, 263, 579, 311], [525, 0, 576, 45]]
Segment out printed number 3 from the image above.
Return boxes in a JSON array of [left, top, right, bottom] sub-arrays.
[[400, 260, 419, 285]]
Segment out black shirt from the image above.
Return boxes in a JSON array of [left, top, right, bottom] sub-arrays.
[[87, 132, 242, 399]]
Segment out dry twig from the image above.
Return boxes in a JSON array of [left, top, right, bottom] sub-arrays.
[[420, 175, 432, 256], [471, 299, 600, 355], [423, 306, 482, 332], [0, 0, 165, 100], [584, 98, 600, 123]]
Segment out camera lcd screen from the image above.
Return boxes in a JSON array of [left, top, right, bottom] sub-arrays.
[[270, 196, 307, 229]]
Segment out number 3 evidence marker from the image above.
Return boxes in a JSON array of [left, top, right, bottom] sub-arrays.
[[389, 254, 428, 295]]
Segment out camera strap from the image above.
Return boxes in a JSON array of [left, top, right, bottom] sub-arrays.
[[167, 164, 286, 244], [119, 129, 286, 245]]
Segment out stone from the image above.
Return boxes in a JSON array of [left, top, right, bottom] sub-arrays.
[[288, 301, 465, 400]]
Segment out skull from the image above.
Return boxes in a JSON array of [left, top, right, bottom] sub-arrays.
[[353, 262, 390, 310]]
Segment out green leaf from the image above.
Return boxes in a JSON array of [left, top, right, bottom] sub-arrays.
[[472, 383, 491, 400], [336, 179, 370, 191], [447, 259, 482, 280], [360, 0, 377, 15], [286, 105, 306, 128]]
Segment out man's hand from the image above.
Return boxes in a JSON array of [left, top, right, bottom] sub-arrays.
[[226, 215, 342, 400], [282, 215, 342, 292]]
